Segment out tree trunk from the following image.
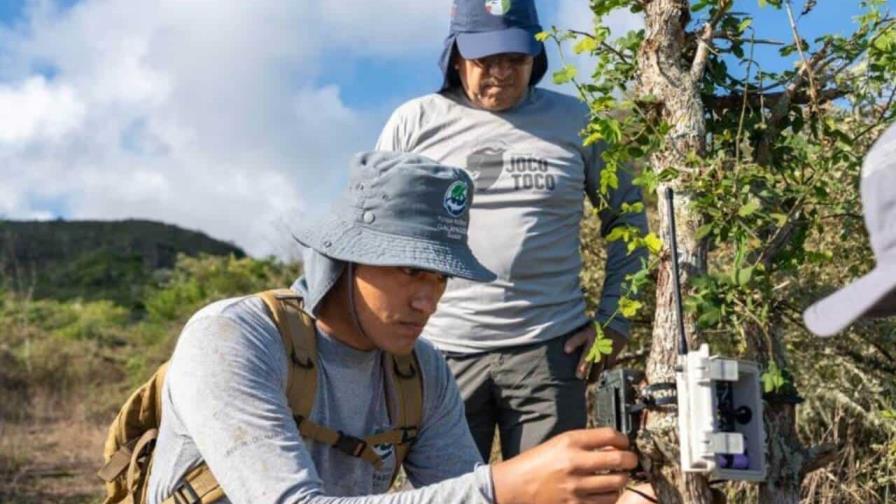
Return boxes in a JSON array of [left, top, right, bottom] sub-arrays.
[[635, 0, 714, 502], [631, 1, 841, 501]]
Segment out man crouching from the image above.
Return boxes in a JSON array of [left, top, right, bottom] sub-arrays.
[[145, 151, 636, 504]]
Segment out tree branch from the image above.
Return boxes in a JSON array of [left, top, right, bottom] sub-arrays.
[[712, 31, 786, 46], [756, 39, 833, 165], [568, 29, 632, 65], [784, 0, 821, 113], [800, 443, 840, 477], [704, 87, 848, 111], [691, 0, 733, 82]]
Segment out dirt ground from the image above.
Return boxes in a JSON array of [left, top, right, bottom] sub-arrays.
[[0, 420, 106, 504]]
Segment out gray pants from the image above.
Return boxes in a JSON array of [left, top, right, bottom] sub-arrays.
[[444, 334, 587, 462]]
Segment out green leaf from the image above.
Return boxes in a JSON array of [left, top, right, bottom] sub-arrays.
[[619, 297, 643, 318], [696, 223, 714, 240], [697, 305, 721, 327], [738, 18, 753, 32], [632, 171, 659, 194], [738, 199, 761, 217], [605, 226, 630, 243], [692, 0, 712, 12], [770, 212, 788, 226], [621, 202, 645, 214], [643, 232, 663, 255], [735, 266, 754, 286], [574, 37, 598, 55], [761, 362, 787, 393], [600, 166, 619, 192], [552, 64, 578, 85], [585, 323, 613, 363], [535, 31, 550, 42]]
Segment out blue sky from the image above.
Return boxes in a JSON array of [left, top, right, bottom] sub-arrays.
[[0, 0, 889, 257]]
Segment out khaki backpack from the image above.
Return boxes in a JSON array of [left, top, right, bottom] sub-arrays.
[[97, 289, 423, 504]]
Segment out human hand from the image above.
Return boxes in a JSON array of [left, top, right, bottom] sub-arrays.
[[564, 324, 627, 381], [491, 428, 638, 504]]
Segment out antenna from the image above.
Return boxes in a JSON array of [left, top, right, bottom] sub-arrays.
[[665, 187, 689, 356]]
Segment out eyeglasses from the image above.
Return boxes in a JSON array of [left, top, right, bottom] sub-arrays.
[[468, 53, 533, 70]]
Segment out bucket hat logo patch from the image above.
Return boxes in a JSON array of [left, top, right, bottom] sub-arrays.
[[443, 180, 470, 217], [484, 0, 511, 16]]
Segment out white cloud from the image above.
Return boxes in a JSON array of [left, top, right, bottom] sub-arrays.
[[0, 76, 85, 143], [0, 0, 447, 257], [0, 0, 638, 258]]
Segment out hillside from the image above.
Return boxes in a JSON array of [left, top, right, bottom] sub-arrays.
[[0, 219, 245, 306]]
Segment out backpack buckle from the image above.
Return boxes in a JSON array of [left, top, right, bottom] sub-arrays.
[[292, 353, 314, 369], [172, 480, 201, 504], [334, 431, 368, 458], [399, 426, 418, 444], [393, 359, 417, 379]]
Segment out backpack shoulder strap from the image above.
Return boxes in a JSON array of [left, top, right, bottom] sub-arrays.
[[260, 290, 423, 484], [258, 289, 318, 421], [381, 351, 424, 485], [150, 290, 319, 504], [159, 464, 224, 504]]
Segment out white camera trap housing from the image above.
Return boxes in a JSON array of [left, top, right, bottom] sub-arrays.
[[676, 344, 766, 481]]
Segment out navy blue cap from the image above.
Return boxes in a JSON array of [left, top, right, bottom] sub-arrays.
[[438, 0, 547, 91]]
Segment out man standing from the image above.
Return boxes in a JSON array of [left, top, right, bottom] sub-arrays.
[[376, 0, 649, 461]]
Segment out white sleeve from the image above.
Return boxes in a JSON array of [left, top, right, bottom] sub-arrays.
[[375, 104, 412, 152]]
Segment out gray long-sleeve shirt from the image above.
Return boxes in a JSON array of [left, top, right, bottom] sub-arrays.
[[146, 295, 493, 504], [376, 88, 648, 353]]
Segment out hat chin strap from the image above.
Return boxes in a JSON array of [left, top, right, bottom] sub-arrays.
[[347, 262, 373, 345]]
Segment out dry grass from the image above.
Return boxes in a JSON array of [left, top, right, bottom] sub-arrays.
[[0, 398, 106, 504]]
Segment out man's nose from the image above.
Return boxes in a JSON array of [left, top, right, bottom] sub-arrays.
[[410, 289, 438, 315], [410, 279, 444, 315], [489, 63, 513, 79]]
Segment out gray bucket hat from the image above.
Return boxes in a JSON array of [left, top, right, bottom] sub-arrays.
[[293, 151, 495, 285], [803, 123, 896, 336]]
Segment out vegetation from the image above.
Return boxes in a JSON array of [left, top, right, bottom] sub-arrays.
[[0, 219, 245, 309], [0, 248, 298, 503], [2, 2, 894, 501], [562, 0, 896, 502]]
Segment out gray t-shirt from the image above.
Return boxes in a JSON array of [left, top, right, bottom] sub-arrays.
[[146, 295, 492, 504], [376, 88, 648, 353]]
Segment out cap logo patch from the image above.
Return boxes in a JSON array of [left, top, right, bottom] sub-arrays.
[[484, 0, 511, 16], [443, 180, 469, 217]]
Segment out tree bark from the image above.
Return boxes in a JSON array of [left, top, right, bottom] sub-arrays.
[[635, 1, 713, 502]]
